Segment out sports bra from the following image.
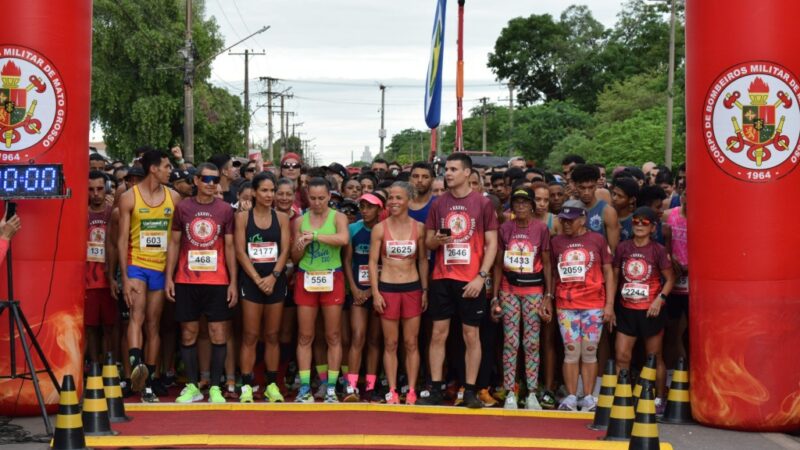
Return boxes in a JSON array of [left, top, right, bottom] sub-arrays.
[[382, 221, 418, 260]]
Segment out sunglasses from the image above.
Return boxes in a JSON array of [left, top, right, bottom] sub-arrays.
[[282, 163, 301, 169], [199, 175, 221, 185], [245, 168, 256, 173], [632, 218, 652, 226]]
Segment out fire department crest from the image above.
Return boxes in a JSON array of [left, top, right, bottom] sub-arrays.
[[188, 217, 218, 246], [444, 211, 471, 240], [0, 44, 67, 161], [623, 258, 650, 282], [704, 61, 800, 183]]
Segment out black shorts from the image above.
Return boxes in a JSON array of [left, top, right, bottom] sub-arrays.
[[175, 284, 232, 323], [615, 305, 667, 339], [666, 294, 689, 320], [240, 274, 288, 305], [427, 278, 486, 327]]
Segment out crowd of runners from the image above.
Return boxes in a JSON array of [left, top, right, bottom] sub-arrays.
[[84, 147, 688, 414]]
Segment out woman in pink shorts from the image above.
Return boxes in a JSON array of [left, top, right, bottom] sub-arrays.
[[369, 181, 428, 405]]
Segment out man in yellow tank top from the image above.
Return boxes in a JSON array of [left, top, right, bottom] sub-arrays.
[[117, 149, 181, 402]]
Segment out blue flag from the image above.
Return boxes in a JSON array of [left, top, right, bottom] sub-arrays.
[[424, 0, 446, 129]]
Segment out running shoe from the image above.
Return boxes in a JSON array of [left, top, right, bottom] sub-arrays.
[[405, 390, 417, 405], [324, 386, 339, 403], [370, 388, 385, 404], [130, 363, 148, 392], [526, 393, 543, 410], [150, 377, 168, 397], [239, 384, 254, 403], [579, 395, 597, 412], [314, 383, 328, 401], [141, 387, 159, 403], [504, 391, 518, 410], [558, 394, 578, 411], [208, 386, 226, 403], [120, 379, 133, 399], [177, 383, 204, 403], [343, 384, 360, 403], [492, 387, 509, 403], [162, 372, 177, 387], [265, 382, 284, 403], [655, 397, 666, 416], [463, 390, 483, 409], [385, 391, 399, 405], [453, 387, 465, 407], [295, 385, 314, 403], [478, 388, 497, 407], [538, 389, 557, 410], [224, 381, 238, 399], [416, 389, 444, 406]]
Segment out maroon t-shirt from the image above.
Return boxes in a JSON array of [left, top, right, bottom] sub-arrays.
[[425, 190, 499, 283], [613, 240, 671, 310], [86, 206, 112, 289], [498, 219, 550, 294], [550, 231, 612, 310], [172, 197, 234, 285]]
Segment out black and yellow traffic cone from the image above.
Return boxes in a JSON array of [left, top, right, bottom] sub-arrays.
[[51, 375, 88, 450], [633, 353, 657, 406], [103, 353, 131, 423], [82, 362, 118, 436], [588, 359, 617, 431], [603, 368, 635, 441], [629, 384, 660, 450], [660, 356, 692, 424]]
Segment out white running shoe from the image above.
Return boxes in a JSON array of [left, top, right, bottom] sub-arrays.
[[558, 394, 578, 411], [580, 395, 597, 412], [504, 391, 518, 410], [525, 393, 542, 410]]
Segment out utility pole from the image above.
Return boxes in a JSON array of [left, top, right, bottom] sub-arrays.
[[508, 82, 515, 157], [229, 49, 265, 154], [379, 84, 386, 157], [480, 97, 489, 152], [665, 0, 676, 169], [266, 78, 274, 161], [183, 0, 194, 163]]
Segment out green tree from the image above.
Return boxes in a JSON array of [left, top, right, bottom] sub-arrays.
[[385, 128, 431, 162], [92, 0, 245, 162]]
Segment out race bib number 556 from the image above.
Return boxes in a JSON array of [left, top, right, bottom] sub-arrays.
[[304, 270, 334, 292]]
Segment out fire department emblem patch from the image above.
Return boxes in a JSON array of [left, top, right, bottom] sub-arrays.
[[0, 44, 67, 161], [704, 61, 800, 182]]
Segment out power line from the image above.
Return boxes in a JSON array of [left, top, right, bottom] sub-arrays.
[[213, 0, 245, 42], [275, 77, 503, 89], [231, 0, 267, 51]]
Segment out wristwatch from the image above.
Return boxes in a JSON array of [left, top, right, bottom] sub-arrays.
[[659, 293, 668, 301], [272, 270, 281, 278], [479, 271, 488, 279]]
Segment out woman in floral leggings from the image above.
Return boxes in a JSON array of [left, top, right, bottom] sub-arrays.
[[492, 187, 553, 410]]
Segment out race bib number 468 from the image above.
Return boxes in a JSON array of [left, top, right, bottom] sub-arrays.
[[188, 250, 218, 272]]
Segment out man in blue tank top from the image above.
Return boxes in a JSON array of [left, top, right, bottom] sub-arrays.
[[570, 164, 621, 253], [408, 162, 436, 224]]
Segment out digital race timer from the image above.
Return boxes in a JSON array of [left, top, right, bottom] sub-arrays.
[[0, 164, 65, 199]]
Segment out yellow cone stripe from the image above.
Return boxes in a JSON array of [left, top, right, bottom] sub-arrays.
[[636, 400, 656, 415], [82, 398, 109, 413], [86, 376, 104, 390], [609, 405, 635, 420], [55, 413, 83, 429], [123, 402, 594, 419], [104, 385, 122, 398], [59, 391, 79, 406], [601, 375, 616, 387], [633, 385, 642, 397], [667, 389, 689, 402], [672, 371, 688, 383], [84, 433, 674, 449], [613, 384, 632, 397], [102, 366, 120, 378], [597, 395, 614, 408], [631, 422, 659, 438], [640, 366, 656, 380]]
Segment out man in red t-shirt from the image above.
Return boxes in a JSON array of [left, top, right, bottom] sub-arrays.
[[166, 162, 237, 404], [420, 153, 498, 408]]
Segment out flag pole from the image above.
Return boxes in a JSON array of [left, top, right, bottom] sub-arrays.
[[454, 0, 465, 152]]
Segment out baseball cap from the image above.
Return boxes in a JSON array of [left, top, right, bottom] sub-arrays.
[[558, 199, 587, 220], [358, 193, 384, 208], [327, 163, 348, 181], [338, 199, 359, 215], [330, 190, 343, 201], [510, 187, 535, 203], [632, 206, 658, 223], [124, 166, 145, 179], [170, 169, 191, 184]]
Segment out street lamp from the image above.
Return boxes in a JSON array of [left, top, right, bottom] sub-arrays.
[[647, 0, 677, 169]]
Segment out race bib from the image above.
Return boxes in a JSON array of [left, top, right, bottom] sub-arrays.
[[188, 250, 218, 272], [87, 242, 105, 263], [304, 270, 334, 292], [358, 265, 370, 284], [139, 219, 168, 252], [386, 240, 415, 259], [503, 250, 534, 273], [248, 242, 278, 263], [674, 275, 689, 293], [444, 243, 470, 265], [621, 282, 650, 302], [558, 261, 585, 282]]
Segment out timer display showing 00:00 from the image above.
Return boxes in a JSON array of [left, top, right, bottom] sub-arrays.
[[0, 165, 63, 198]]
